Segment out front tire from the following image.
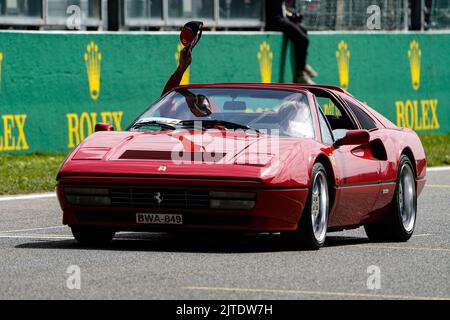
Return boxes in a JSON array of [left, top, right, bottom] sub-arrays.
[[364, 155, 417, 242], [295, 163, 330, 250], [71, 226, 115, 245]]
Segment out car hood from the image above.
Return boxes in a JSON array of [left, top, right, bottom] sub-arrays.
[[57, 130, 314, 187]]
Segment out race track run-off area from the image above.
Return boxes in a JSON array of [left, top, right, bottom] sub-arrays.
[[0, 170, 449, 300]]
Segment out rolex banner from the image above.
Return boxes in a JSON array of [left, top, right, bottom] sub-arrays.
[[0, 32, 449, 153]]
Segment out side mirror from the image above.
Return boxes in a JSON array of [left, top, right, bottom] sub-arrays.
[[334, 129, 369, 147], [95, 123, 114, 132]]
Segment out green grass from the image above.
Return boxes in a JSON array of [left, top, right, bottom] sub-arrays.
[[419, 134, 450, 167], [0, 134, 448, 195], [0, 153, 67, 195]]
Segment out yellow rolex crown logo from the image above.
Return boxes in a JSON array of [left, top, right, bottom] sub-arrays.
[[84, 42, 102, 101], [336, 40, 350, 90], [257, 41, 273, 83], [408, 40, 421, 91], [175, 43, 190, 85]]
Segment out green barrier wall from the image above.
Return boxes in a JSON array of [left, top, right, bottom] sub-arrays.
[[0, 31, 448, 153]]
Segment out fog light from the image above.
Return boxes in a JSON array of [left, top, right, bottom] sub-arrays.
[[65, 188, 110, 206], [209, 191, 256, 209], [209, 191, 255, 199], [65, 187, 109, 195], [210, 199, 255, 209], [66, 195, 111, 206]]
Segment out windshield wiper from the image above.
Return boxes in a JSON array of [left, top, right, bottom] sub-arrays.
[[179, 120, 260, 133], [131, 120, 177, 131]]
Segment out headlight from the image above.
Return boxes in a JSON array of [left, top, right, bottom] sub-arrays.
[[65, 188, 111, 206], [72, 148, 110, 160], [210, 199, 255, 209], [234, 153, 273, 166], [209, 191, 256, 209]]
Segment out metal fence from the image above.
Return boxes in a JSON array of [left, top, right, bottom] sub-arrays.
[[122, 0, 264, 29], [298, 0, 408, 30], [0, 0, 106, 29], [426, 0, 450, 29], [0, 0, 448, 30]]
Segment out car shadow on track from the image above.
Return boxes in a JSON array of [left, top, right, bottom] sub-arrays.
[[15, 232, 370, 253]]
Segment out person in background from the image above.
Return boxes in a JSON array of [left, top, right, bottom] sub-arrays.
[[265, 0, 318, 84]]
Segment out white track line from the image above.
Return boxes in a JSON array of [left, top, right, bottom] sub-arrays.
[[427, 166, 450, 172], [352, 244, 450, 253], [0, 226, 66, 234], [426, 185, 450, 189], [0, 234, 146, 241], [184, 286, 450, 300], [0, 193, 56, 201], [0, 234, 73, 240]]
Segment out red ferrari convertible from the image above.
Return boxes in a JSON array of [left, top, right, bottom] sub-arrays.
[[57, 83, 426, 249]]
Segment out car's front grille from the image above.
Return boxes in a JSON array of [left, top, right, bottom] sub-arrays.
[[110, 188, 210, 209]]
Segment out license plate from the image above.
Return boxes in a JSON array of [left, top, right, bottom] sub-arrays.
[[136, 213, 183, 225]]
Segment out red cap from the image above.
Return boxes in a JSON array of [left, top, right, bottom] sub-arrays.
[[180, 27, 194, 47]]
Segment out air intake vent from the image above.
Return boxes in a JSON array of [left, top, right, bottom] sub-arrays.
[[119, 150, 226, 162], [120, 150, 173, 160]]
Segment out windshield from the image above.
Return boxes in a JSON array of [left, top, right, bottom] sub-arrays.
[[131, 88, 314, 138]]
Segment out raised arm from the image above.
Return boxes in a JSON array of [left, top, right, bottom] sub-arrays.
[[161, 46, 192, 96]]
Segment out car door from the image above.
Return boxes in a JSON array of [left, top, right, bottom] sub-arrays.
[[315, 93, 381, 228], [342, 97, 398, 215]]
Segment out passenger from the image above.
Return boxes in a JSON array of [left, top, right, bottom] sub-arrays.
[[278, 99, 314, 138]]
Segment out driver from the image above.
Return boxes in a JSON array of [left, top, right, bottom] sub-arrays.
[[177, 89, 212, 117], [278, 99, 314, 138]]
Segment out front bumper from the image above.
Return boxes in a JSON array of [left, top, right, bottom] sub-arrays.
[[57, 176, 309, 232]]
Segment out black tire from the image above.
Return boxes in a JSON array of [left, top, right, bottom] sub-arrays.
[[364, 155, 417, 242], [292, 163, 330, 250], [71, 226, 115, 245]]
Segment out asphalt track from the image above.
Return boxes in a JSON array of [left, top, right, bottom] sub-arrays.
[[0, 170, 449, 300]]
